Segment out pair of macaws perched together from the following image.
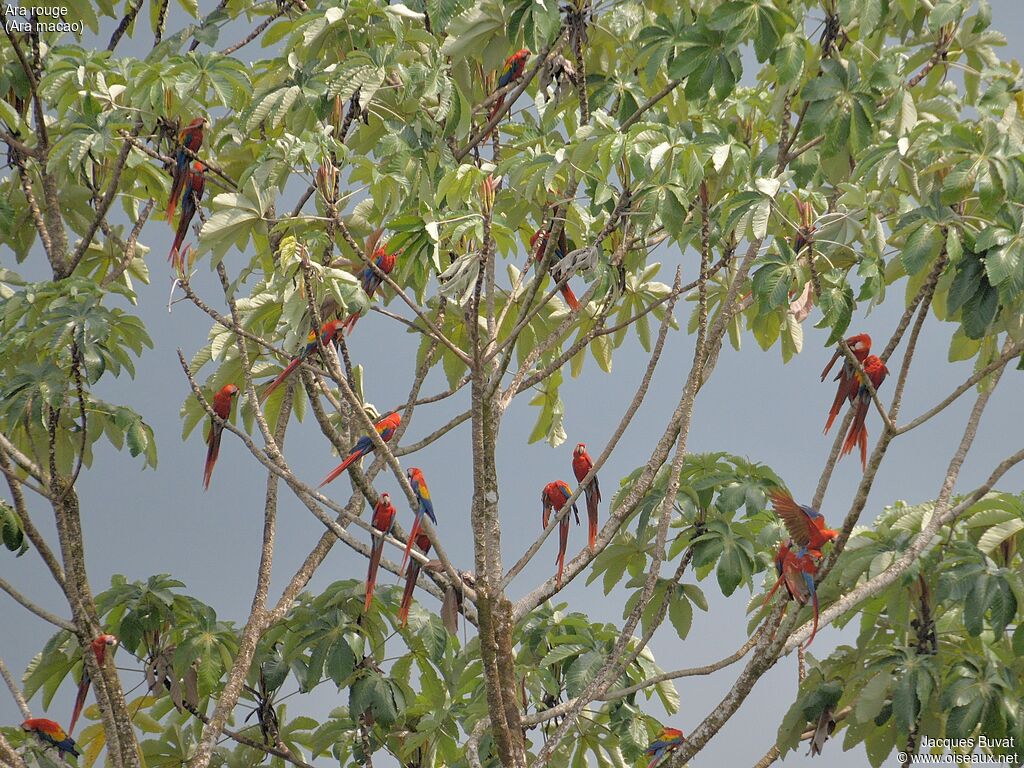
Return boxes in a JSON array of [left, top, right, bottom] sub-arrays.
[[821, 333, 889, 470], [361, 470, 436, 626], [19, 634, 118, 758], [166, 117, 207, 270], [763, 489, 839, 648], [541, 443, 602, 587]]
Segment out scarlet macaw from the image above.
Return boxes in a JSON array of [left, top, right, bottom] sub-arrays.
[[400, 467, 436, 576], [841, 354, 889, 470], [364, 493, 397, 612], [488, 48, 531, 121], [260, 319, 345, 403], [167, 117, 206, 221], [644, 727, 686, 768], [571, 443, 601, 552], [769, 489, 837, 552], [542, 480, 580, 587], [69, 634, 117, 735], [398, 531, 432, 626], [203, 384, 239, 490], [344, 246, 397, 334], [21, 719, 79, 758], [763, 540, 820, 648], [169, 161, 205, 270], [821, 333, 872, 433], [318, 412, 401, 487], [529, 228, 581, 312]]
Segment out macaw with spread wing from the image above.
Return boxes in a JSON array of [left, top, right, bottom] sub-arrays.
[[69, 634, 117, 735], [319, 412, 401, 487], [542, 480, 579, 587], [769, 489, 837, 552], [821, 333, 872, 433], [364, 493, 397, 612]]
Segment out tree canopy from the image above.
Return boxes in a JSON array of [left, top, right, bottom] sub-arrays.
[[1, 0, 1024, 767]]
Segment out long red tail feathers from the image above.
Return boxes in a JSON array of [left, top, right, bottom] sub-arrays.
[[364, 538, 384, 613], [400, 517, 421, 577], [587, 495, 598, 552], [319, 450, 360, 488], [69, 678, 89, 734], [824, 384, 850, 433], [167, 170, 185, 222], [203, 427, 222, 490], [762, 574, 785, 607], [399, 562, 421, 626], [261, 357, 302, 403], [343, 313, 360, 335], [842, 404, 869, 467], [561, 285, 580, 312], [556, 518, 569, 587]]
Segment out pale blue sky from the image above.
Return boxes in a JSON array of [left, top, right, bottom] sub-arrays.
[[2, 3, 1023, 767]]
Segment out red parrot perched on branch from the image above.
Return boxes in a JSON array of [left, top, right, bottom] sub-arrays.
[[542, 480, 580, 587], [319, 412, 401, 488], [21, 719, 79, 759], [344, 243, 397, 334], [572, 443, 601, 552], [260, 319, 345, 403], [841, 354, 889, 470], [529, 228, 581, 312], [398, 532, 432, 626], [169, 161, 205, 270], [763, 541, 821, 648], [644, 727, 686, 767], [400, 467, 436, 576], [769, 489, 837, 552], [488, 48, 531, 121], [821, 333, 872, 433], [203, 384, 239, 490], [167, 117, 206, 221], [68, 634, 117, 735], [364, 493, 397, 612]]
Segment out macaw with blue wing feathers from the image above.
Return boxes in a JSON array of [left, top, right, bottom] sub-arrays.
[[344, 243, 397, 334], [21, 719, 79, 758], [488, 48, 531, 121], [400, 468, 436, 576], [319, 412, 401, 487], [763, 540, 821, 649], [167, 117, 206, 221], [645, 727, 686, 767], [542, 480, 579, 587], [529, 227, 581, 312], [169, 162, 205, 270], [261, 319, 345, 403]]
